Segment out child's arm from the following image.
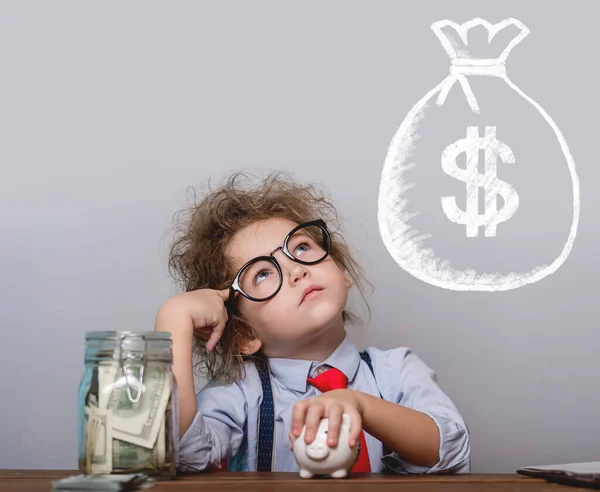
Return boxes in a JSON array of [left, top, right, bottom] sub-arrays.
[[176, 380, 247, 473], [154, 289, 229, 437], [154, 289, 243, 472], [369, 348, 470, 474], [290, 389, 440, 467], [155, 296, 198, 438], [359, 393, 441, 467]]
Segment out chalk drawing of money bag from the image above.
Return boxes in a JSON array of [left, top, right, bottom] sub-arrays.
[[378, 18, 580, 291]]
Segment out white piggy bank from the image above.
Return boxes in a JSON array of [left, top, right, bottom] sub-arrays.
[[292, 414, 359, 479]]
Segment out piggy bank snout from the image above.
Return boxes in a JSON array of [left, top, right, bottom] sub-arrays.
[[305, 439, 330, 461]]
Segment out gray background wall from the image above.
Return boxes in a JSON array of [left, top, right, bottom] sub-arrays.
[[1, 0, 598, 472]]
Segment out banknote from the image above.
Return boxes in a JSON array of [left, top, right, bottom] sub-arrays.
[[98, 362, 118, 410], [52, 473, 147, 491], [106, 365, 171, 449], [111, 415, 166, 471], [84, 407, 112, 474]]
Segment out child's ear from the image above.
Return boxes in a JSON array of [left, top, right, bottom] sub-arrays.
[[344, 274, 352, 290], [239, 337, 263, 355]]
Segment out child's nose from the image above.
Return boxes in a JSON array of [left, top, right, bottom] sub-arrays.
[[288, 262, 310, 284], [271, 249, 310, 284]]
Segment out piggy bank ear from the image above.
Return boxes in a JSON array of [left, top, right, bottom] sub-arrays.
[[342, 413, 351, 429]]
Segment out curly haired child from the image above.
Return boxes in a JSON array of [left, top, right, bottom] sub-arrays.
[[155, 171, 470, 474]]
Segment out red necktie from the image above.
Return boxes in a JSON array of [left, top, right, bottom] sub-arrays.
[[307, 367, 371, 472]]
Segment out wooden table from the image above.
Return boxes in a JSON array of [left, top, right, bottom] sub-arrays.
[[0, 469, 595, 491]]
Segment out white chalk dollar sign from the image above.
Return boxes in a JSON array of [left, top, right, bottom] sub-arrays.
[[441, 126, 519, 238]]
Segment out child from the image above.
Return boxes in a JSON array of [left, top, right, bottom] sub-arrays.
[[155, 171, 470, 474]]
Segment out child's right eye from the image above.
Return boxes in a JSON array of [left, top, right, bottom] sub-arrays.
[[254, 270, 271, 285]]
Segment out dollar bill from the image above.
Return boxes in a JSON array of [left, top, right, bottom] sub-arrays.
[[98, 362, 118, 410], [112, 439, 157, 472], [106, 365, 171, 449], [84, 407, 112, 474], [52, 473, 148, 491], [88, 394, 98, 409], [111, 414, 166, 472], [157, 414, 166, 468]]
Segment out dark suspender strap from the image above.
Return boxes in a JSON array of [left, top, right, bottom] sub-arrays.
[[359, 351, 374, 374], [256, 361, 274, 471], [359, 351, 394, 458]]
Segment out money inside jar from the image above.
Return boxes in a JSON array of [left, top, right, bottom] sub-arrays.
[[78, 331, 178, 479]]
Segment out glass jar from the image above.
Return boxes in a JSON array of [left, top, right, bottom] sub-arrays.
[[77, 331, 179, 479]]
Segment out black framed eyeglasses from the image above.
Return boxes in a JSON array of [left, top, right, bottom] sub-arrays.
[[227, 219, 332, 304]]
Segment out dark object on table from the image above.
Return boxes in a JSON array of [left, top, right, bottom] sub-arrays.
[[517, 462, 600, 489], [51, 473, 149, 491]]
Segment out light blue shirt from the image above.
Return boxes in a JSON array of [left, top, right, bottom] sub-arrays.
[[177, 333, 471, 474]]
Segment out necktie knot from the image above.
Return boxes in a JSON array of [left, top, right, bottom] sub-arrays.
[[307, 367, 348, 392]]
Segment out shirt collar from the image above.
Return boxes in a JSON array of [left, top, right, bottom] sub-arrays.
[[267, 333, 361, 393]]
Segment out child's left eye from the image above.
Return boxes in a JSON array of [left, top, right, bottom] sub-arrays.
[[295, 242, 310, 256]]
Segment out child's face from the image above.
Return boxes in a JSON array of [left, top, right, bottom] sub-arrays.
[[225, 217, 350, 358]]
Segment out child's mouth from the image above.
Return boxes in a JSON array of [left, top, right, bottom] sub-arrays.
[[301, 287, 323, 304]]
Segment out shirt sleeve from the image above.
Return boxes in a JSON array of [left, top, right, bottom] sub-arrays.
[[177, 378, 247, 473], [377, 348, 471, 474]]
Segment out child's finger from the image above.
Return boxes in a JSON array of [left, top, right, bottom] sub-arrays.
[[205, 316, 226, 351], [303, 404, 325, 444], [348, 411, 363, 448], [325, 404, 343, 447], [291, 401, 308, 438]]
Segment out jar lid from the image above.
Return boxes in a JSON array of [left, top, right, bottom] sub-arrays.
[[85, 331, 171, 340], [84, 331, 173, 364]]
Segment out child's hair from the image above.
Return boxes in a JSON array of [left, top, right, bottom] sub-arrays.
[[167, 170, 372, 384]]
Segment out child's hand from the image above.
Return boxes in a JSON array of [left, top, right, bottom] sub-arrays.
[[187, 288, 231, 351], [288, 389, 364, 450], [159, 288, 230, 351]]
